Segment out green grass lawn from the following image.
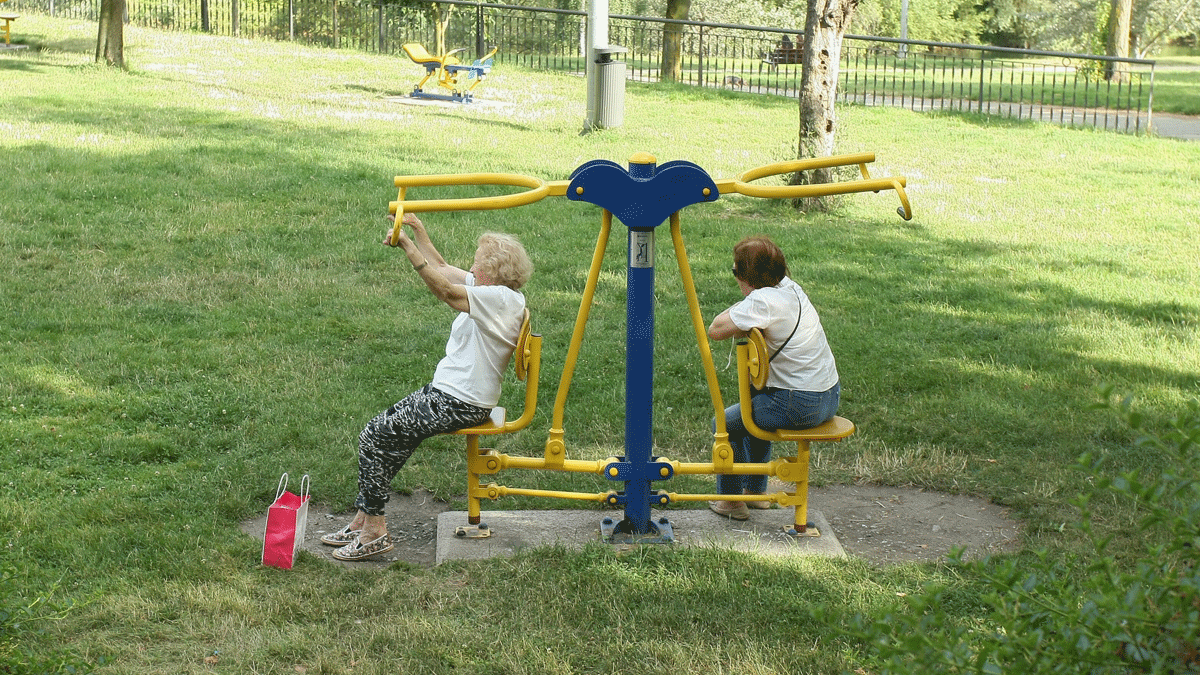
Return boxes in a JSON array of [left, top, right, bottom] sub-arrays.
[[1150, 56, 1200, 115], [2, 16, 1199, 674]]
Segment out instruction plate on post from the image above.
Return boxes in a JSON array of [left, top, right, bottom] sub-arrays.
[[630, 231, 653, 268]]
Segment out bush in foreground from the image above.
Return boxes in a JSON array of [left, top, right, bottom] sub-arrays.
[[848, 390, 1200, 674]]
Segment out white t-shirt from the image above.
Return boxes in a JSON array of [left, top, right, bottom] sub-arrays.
[[728, 276, 839, 392], [431, 274, 526, 408]]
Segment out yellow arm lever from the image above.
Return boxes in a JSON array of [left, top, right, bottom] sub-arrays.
[[714, 152, 912, 220]]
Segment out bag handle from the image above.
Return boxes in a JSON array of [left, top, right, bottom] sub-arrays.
[[275, 473, 289, 500], [299, 474, 310, 500]]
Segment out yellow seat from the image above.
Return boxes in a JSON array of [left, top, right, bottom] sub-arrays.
[[402, 42, 457, 68], [401, 43, 498, 101], [402, 42, 471, 95], [446, 309, 542, 533], [735, 327, 855, 535]]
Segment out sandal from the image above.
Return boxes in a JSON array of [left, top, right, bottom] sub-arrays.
[[708, 500, 750, 521], [331, 533, 394, 561], [320, 525, 362, 547]]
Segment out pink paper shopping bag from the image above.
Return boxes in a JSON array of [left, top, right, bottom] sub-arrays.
[[261, 473, 310, 569]]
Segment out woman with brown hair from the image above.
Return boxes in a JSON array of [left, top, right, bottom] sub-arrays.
[[706, 235, 841, 520]]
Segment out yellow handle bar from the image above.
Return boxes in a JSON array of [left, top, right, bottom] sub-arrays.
[[388, 173, 569, 244], [389, 173, 559, 213], [714, 153, 913, 220], [386, 154, 912, 245]]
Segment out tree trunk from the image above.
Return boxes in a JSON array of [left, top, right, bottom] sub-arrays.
[[792, 0, 857, 211], [1105, 0, 1132, 82], [95, 0, 126, 68], [429, 3, 454, 56], [660, 0, 691, 82]]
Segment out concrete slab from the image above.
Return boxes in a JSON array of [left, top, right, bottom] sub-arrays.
[[385, 95, 513, 113], [436, 507, 845, 564]]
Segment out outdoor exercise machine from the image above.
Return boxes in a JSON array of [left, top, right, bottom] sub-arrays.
[[388, 152, 912, 543], [401, 43, 499, 103]]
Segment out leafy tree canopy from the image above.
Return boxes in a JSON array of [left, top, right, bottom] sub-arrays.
[[502, 0, 1196, 55]]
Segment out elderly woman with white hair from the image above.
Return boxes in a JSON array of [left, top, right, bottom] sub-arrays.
[[322, 212, 533, 561]]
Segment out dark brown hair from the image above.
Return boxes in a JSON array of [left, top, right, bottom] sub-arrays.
[[732, 236, 788, 289]]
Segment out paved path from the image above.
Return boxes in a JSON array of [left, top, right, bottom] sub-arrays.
[[837, 92, 1200, 141], [1150, 113, 1200, 141]]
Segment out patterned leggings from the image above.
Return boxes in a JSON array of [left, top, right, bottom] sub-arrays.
[[354, 384, 491, 516]]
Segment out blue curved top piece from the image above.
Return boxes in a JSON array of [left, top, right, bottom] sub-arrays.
[[567, 156, 719, 230]]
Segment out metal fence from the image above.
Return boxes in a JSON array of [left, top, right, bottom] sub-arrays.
[[14, 0, 1155, 133]]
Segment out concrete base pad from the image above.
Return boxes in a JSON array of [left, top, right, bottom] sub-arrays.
[[436, 507, 845, 564], [385, 95, 512, 112]]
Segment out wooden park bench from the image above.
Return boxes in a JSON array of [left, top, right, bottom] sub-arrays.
[[761, 42, 804, 72]]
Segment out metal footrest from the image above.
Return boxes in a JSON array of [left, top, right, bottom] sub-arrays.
[[455, 523, 492, 538], [783, 523, 820, 537]]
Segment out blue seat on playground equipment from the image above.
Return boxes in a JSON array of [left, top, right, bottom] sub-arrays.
[[402, 43, 499, 103], [736, 327, 855, 535]]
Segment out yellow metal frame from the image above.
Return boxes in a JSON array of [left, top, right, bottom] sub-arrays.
[[389, 152, 904, 533], [452, 309, 543, 528], [0, 11, 17, 46], [461, 46, 500, 95]]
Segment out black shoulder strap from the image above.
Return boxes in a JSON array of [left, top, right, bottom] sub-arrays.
[[768, 288, 802, 362]]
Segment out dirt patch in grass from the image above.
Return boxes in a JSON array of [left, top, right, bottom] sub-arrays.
[[809, 483, 1020, 565], [244, 484, 1020, 568]]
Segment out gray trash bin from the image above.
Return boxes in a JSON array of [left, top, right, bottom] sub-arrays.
[[589, 45, 627, 129]]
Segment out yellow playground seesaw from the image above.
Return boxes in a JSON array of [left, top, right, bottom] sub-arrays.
[[402, 43, 499, 104], [388, 152, 911, 544]]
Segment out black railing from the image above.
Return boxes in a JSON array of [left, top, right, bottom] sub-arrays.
[[13, 0, 1154, 133], [836, 35, 1154, 134]]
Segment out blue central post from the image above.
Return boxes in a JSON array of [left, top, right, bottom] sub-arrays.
[[623, 158, 657, 535], [567, 152, 719, 543]]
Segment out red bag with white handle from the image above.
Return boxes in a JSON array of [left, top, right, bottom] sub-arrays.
[[261, 473, 310, 569]]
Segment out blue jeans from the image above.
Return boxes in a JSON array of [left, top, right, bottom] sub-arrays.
[[715, 382, 840, 495]]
